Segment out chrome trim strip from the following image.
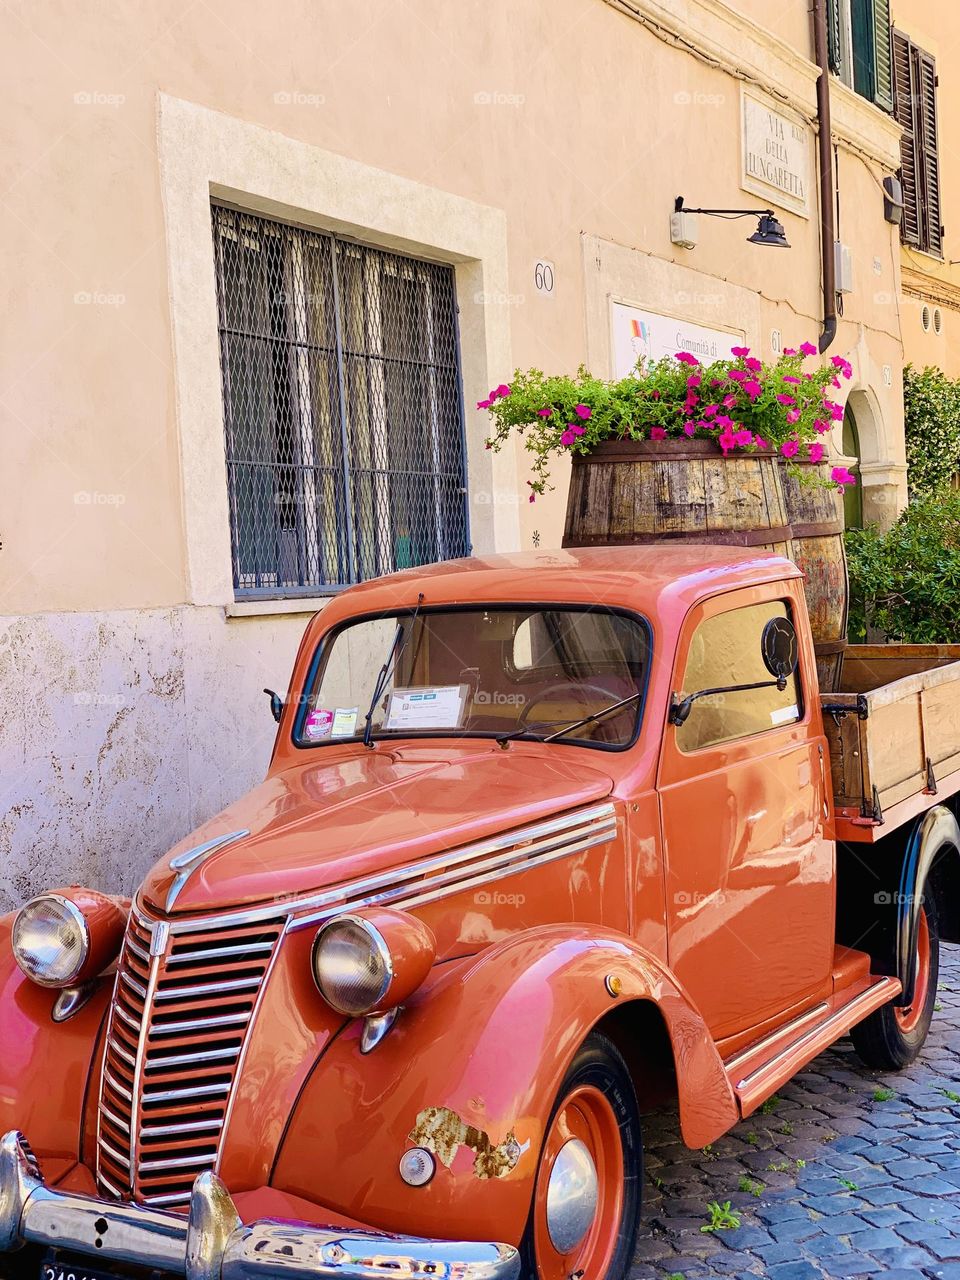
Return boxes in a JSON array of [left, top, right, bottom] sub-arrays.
[[154, 976, 261, 1000], [98, 1137, 131, 1169], [140, 1190, 192, 1207], [147, 1046, 240, 1068], [141, 1118, 223, 1137], [736, 980, 900, 1091], [165, 829, 251, 913], [142, 1082, 231, 1102], [723, 1002, 830, 1074], [98, 1103, 131, 1134], [102, 1069, 133, 1103], [114, 1003, 142, 1032], [150, 1011, 251, 1035], [111, 1040, 136, 1069], [134, 802, 617, 935], [166, 941, 275, 965], [96, 1170, 124, 1200], [126, 937, 150, 964], [121, 971, 147, 999], [139, 1151, 216, 1172], [127, 946, 163, 1180]]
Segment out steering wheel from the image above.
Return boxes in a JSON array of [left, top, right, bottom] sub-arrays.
[[517, 681, 624, 733]]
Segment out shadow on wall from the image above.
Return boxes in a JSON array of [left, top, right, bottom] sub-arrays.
[[0, 606, 306, 911]]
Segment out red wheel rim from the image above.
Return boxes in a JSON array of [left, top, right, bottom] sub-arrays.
[[895, 906, 931, 1033], [532, 1084, 624, 1280]]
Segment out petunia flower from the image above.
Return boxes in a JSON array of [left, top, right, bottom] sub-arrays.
[[495, 384, 511, 398], [731, 346, 750, 358], [786, 409, 800, 425], [477, 398, 493, 410], [560, 429, 576, 447], [574, 404, 592, 419], [800, 341, 818, 356], [702, 404, 719, 417], [687, 374, 702, 389], [783, 376, 800, 384], [650, 426, 668, 440], [781, 440, 800, 459], [675, 352, 700, 365], [831, 356, 853, 380], [529, 493, 536, 503], [783, 347, 797, 356], [683, 421, 697, 437], [824, 399, 844, 421], [813, 418, 830, 434], [744, 380, 762, 400], [831, 466, 856, 487], [754, 435, 771, 450], [808, 442, 825, 463], [744, 357, 763, 373], [776, 393, 796, 406], [714, 415, 734, 430], [722, 394, 738, 408], [728, 369, 748, 382], [537, 407, 553, 417], [650, 389, 661, 400]]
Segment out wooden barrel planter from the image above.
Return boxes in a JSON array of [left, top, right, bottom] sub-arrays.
[[779, 460, 848, 693], [562, 438, 848, 691]]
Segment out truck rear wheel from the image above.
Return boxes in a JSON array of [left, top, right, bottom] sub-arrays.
[[521, 1032, 642, 1280], [850, 898, 940, 1071]]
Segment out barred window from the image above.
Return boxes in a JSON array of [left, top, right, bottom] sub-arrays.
[[211, 204, 470, 597]]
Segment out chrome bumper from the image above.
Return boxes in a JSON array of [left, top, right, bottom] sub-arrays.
[[0, 1132, 520, 1280]]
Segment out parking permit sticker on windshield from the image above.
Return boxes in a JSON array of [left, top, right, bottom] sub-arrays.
[[384, 684, 468, 731], [304, 708, 334, 740], [332, 707, 359, 737]]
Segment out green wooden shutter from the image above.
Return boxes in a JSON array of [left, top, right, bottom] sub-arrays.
[[892, 29, 921, 247], [916, 47, 942, 256], [872, 0, 894, 111], [826, 0, 843, 74]]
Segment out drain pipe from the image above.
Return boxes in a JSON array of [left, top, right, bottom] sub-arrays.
[[812, 0, 838, 353]]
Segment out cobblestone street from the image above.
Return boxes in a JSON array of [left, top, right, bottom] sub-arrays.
[[633, 945, 960, 1280]]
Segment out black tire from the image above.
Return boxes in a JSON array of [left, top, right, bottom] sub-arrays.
[[850, 895, 940, 1071], [520, 1032, 642, 1280]]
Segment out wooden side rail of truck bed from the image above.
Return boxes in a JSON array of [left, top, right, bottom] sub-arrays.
[[823, 644, 960, 842]]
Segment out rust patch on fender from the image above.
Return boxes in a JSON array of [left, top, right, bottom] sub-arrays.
[[409, 1106, 521, 1179]]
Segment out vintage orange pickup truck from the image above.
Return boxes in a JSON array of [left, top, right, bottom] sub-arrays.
[[2, 545, 960, 1280]]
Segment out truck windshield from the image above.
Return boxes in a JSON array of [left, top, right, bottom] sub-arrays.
[[296, 606, 649, 750]]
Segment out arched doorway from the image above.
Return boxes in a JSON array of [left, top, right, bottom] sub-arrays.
[[841, 405, 863, 528]]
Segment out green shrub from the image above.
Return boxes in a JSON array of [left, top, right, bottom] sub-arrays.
[[846, 491, 960, 641], [905, 364, 960, 498]]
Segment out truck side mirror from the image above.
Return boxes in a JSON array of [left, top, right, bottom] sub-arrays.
[[760, 616, 799, 682], [264, 688, 284, 724]]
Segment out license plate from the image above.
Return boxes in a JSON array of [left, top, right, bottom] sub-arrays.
[[39, 1263, 122, 1280]]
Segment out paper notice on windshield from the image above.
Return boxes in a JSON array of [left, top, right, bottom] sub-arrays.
[[384, 684, 468, 731], [332, 707, 359, 737]]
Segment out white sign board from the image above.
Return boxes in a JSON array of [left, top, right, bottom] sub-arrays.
[[384, 684, 468, 731], [610, 301, 745, 378], [741, 87, 811, 218]]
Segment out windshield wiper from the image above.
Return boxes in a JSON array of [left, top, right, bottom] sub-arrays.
[[362, 593, 424, 749], [496, 691, 642, 749]]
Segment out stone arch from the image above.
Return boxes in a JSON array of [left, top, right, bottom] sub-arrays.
[[835, 382, 905, 530]]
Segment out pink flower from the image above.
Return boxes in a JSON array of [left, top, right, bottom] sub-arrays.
[[824, 399, 844, 421], [731, 346, 750, 358], [684, 393, 700, 411], [832, 376, 841, 389], [754, 435, 771, 450], [710, 378, 724, 388], [494, 384, 511, 398], [783, 347, 797, 356], [800, 341, 818, 356], [687, 374, 702, 389], [477, 398, 493, 410], [650, 426, 667, 440], [537, 407, 553, 417], [781, 440, 800, 459], [574, 404, 592, 419], [675, 352, 700, 365], [808, 442, 825, 463], [776, 393, 796, 406], [683, 421, 697, 437], [744, 380, 762, 400], [745, 357, 763, 373], [831, 466, 856, 487], [783, 376, 800, 384], [728, 369, 748, 382], [722, 394, 738, 408], [650, 389, 661, 400], [560, 429, 576, 446], [813, 418, 830, 434], [718, 428, 738, 453], [702, 404, 718, 418], [571, 422, 585, 436], [529, 493, 536, 503], [714, 415, 734, 430], [786, 409, 800, 425], [831, 356, 853, 380]]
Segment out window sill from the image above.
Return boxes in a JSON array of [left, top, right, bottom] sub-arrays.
[[226, 597, 333, 618]]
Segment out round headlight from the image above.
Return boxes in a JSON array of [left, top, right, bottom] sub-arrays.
[[13, 894, 90, 987], [312, 916, 392, 1017]]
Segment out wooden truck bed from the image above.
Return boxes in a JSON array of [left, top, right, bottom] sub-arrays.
[[822, 645, 960, 843]]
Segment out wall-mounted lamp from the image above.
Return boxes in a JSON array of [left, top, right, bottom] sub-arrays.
[[672, 196, 791, 250]]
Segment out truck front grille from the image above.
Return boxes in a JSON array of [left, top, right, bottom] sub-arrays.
[[96, 911, 284, 1207]]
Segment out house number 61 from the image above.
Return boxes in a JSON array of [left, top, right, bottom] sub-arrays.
[[534, 261, 555, 294]]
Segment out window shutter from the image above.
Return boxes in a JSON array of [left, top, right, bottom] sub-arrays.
[[872, 0, 893, 111], [916, 48, 942, 256], [826, 0, 843, 74], [892, 29, 921, 247], [851, 0, 874, 99]]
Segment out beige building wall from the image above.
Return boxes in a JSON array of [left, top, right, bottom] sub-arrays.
[[0, 0, 906, 908]]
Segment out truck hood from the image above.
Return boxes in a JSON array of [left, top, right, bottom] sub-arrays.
[[140, 745, 615, 914]]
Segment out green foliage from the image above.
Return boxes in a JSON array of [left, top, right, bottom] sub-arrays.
[[760, 1094, 780, 1115], [846, 491, 960, 641], [739, 1175, 764, 1197], [872, 1087, 896, 1102], [837, 1177, 859, 1192], [940, 1087, 960, 1103], [905, 364, 960, 498], [701, 1201, 742, 1232]]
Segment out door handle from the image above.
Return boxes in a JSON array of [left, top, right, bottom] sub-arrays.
[[817, 743, 830, 820]]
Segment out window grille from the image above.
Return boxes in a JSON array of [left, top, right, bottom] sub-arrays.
[[211, 204, 470, 597]]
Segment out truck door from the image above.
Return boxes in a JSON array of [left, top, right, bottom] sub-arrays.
[[657, 584, 834, 1042]]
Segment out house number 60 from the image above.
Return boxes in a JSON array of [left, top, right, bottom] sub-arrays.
[[534, 261, 555, 294]]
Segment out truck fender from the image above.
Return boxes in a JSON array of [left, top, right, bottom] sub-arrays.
[[272, 924, 737, 1244], [0, 913, 111, 1165], [897, 805, 960, 1003]]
